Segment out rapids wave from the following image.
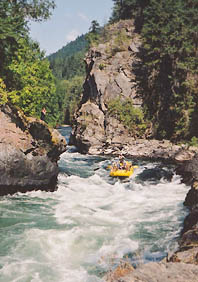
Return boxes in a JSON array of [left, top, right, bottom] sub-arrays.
[[0, 127, 189, 282]]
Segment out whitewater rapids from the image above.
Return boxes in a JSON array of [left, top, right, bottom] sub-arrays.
[[0, 127, 189, 282]]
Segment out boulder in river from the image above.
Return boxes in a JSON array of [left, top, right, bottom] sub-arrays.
[[0, 103, 66, 195]]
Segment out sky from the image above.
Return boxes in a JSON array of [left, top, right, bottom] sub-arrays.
[[29, 0, 114, 56]]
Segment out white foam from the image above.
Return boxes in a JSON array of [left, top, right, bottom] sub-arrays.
[[0, 156, 189, 281]]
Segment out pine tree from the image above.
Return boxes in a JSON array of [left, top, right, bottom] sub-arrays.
[[110, 0, 149, 30], [89, 20, 100, 33]]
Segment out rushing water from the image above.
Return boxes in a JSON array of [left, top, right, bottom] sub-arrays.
[[0, 126, 189, 282]]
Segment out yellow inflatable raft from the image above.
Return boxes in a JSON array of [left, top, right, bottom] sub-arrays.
[[109, 162, 138, 177], [110, 166, 134, 177]]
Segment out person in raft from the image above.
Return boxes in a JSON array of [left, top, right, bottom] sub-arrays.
[[111, 161, 118, 171], [118, 155, 127, 170], [40, 107, 46, 121]]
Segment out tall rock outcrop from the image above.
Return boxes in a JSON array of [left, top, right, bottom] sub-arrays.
[[69, 20, 142, 154], [0, 103, 66, 196], [69, 20, 198, 162]]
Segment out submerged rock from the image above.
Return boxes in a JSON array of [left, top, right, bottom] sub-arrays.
[[0, 103, 66, 195]]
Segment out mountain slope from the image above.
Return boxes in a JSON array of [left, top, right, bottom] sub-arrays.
[[48, 34, 88, 80]]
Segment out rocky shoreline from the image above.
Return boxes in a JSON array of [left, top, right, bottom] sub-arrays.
[[76, 137, 198, 163]]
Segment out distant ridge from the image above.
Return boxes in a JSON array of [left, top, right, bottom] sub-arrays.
[[47, 34, 89, 80], [48, 34, 88, 60]]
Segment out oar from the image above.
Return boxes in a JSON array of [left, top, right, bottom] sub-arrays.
[[94, 167, 100, 171]]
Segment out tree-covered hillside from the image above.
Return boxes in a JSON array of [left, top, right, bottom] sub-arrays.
[[48, 35, 88, 80], [110, 0, 198, 143], [49, 34, 88, 61], [47, 34, 89, 124]]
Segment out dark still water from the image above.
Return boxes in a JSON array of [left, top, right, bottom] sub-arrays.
[[0, 126, 188, 281]]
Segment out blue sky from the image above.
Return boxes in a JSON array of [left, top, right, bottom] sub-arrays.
[[29, 0, 113, 56]]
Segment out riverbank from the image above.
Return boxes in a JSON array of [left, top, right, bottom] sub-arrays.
[[85, 138, 198, 163]]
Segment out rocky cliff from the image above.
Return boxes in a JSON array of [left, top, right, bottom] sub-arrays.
[[69, 20, 143, 154], [0, 103, 66, 195]]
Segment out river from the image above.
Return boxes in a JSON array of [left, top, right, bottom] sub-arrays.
[[0, 126, 189, 282]]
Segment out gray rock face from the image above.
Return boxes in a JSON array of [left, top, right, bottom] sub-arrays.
[[0, 104, 66, 195], [70, 101, 105, 153], [69, 20, 142, 153], [176, 154, 198, 185]]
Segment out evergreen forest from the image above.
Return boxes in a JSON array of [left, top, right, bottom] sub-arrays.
[[47, 35, 89, 124]]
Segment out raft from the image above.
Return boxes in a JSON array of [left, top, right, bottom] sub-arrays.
[[109, 161, 138, 177], [110, 166, 134, 177]]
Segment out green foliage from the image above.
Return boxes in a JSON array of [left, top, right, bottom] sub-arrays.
[[1, 0, 56, 22], [110, 0, 149, 31], [89, 20, 100, 33], [0, 1, 28, 85], [48, 35, 89, 125], [56, 76, 84, 124], [85, 20, 101, 47], [86, 32, 100, 47], [111, 29, 131, 55], [0, 78, 8, 105], [99, 63, 106, 70], [188, 136, 198, 147], [7, 38, 58, 125], [110, 0, 133, 22], [0, 0, 55, 83], [108, 97, 148, 136], [0, 0, 61, 126], [48, 34, 88, 62]]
